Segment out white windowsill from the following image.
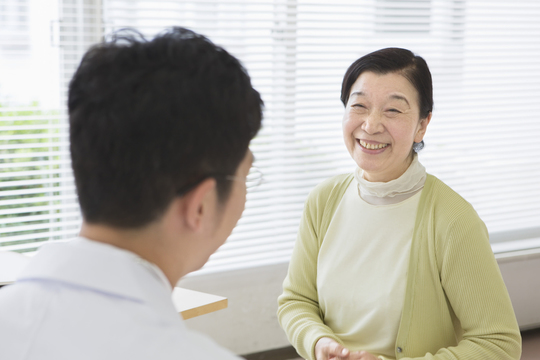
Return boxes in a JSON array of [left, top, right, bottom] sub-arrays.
[[492, 238, 540, 260]]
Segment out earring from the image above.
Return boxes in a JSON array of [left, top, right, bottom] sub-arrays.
[[413, 140, 424, 153]]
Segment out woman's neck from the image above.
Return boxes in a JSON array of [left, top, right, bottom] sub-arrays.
[[355, 154, 426, 205]]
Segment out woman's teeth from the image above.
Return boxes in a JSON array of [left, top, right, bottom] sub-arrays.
[[359, 140, 389, 150]]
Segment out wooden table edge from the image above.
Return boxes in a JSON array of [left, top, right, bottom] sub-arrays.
[[180, 297, 228, 320]]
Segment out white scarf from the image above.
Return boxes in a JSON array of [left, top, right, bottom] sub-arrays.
[[354, 155, 427, 205]]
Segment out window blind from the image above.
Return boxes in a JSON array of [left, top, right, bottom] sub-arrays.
[[0, 0, 101, 252], [1, 0, 539, 274]]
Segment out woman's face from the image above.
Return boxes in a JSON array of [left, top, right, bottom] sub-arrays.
[[342, 71, 431, 182]]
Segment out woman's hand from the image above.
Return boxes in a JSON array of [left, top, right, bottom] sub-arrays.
[[315, 337, 350, 360], [314, 338, 379, 360]]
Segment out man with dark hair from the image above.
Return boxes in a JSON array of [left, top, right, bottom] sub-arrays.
[[0, 27, 262, 359]]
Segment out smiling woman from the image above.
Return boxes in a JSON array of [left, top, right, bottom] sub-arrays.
[[342, 71, 431, 183], [278, 48, 521, 360]]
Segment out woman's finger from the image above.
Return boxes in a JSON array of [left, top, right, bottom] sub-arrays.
[[328, 343, 349, 359], [315, 337, 350, 360]]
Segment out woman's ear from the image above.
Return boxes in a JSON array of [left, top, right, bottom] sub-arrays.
[[181, 178, 217, 232], [414, 112, 432, 143]]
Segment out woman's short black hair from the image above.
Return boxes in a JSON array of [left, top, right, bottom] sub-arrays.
[[340, 47, 433, 119], [68, 27, 263, 228]]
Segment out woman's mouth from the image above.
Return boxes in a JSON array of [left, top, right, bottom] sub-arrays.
[[359, 139, 389, 150]]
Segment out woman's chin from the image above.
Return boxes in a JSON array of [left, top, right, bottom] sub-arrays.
[[353, 156, 385, 174]]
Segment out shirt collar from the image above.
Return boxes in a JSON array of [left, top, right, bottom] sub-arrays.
[[134, 253, 172, 292], [18, 237, 176, 314], [354, 154, 427, 205]]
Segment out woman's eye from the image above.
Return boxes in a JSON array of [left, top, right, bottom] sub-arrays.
[[352, 104, 366, 109], [387, 108, 401, 113]]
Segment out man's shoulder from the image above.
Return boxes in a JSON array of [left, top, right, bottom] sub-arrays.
[[0, 281, 240, 360], [0, 239, 198, 360]]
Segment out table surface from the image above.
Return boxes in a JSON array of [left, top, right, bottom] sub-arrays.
[[0, 250, 227, 319], [172, 287, 227, 320]]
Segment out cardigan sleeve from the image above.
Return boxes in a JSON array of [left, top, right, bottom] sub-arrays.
[[404, 208, 521, 360], [277, 187, 343, 360]]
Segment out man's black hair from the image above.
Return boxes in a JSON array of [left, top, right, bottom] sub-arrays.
[[68, 27, 263, 228]]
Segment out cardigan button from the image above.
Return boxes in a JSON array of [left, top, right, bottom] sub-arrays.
[[397, 347, 403, 353]]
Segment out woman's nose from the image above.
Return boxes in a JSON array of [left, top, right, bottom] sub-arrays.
[[361, 112, 384, 134]]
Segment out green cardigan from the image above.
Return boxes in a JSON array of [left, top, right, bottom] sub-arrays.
[[277, 174, 521, 360]]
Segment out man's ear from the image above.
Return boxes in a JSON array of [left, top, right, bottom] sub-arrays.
[[182, 178, 217, 232], [414, 112, 432, 143]]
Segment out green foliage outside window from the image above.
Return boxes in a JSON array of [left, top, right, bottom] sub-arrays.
[[0, 102, 63, 252]]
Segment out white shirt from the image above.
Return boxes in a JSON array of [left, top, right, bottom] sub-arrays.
[[0, 237, 240, 360], [317, 158, 426, 358]]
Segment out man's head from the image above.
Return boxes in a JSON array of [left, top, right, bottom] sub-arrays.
[[68, 27, 263, 229]]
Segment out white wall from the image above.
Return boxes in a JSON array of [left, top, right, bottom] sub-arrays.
[[179, 251, 540, 355]]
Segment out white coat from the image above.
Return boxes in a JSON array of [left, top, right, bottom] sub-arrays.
[[0, 237, 240, 360]]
